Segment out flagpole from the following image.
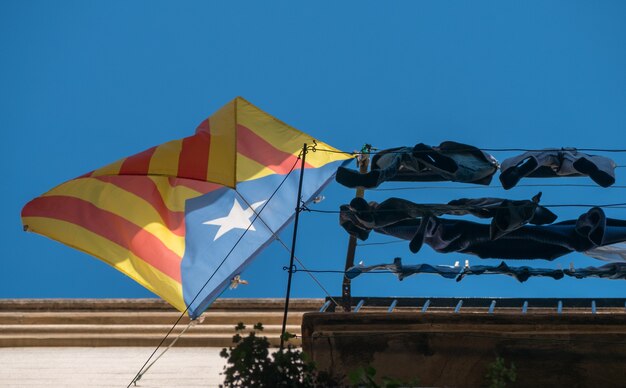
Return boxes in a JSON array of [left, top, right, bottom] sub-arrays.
[[341, 144, 371, 312], [280, 143, 307, 350]]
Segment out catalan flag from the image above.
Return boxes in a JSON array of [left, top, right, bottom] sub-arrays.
[[21, 97, 351, 318]]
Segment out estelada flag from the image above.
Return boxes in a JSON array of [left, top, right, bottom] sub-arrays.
[[21, 97, 351, 318]]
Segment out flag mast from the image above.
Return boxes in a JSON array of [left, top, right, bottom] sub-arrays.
[[341, 144, 371, 312], [280, 143, 308, 349]]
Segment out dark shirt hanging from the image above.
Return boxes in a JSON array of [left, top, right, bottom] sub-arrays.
[[499, 148, 616, 189], [336, 141, 499, 189]]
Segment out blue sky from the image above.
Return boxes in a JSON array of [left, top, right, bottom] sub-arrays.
[[2, 1, 626, 302]]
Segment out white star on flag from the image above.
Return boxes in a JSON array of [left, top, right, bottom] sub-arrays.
[[203, 198, 267, 241]]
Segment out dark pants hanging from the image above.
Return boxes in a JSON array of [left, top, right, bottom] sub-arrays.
[[342, 207, 626, 260]]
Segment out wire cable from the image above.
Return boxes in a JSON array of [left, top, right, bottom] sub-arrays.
[[314, 147, 626, 155], [286, 267, 390, 275], [132, 318, 199, 384], [372, 184, 626, 191], [237, 194, 340, 308], [303, 202, 626, 215], [358, 240, 406, 247], [126, 155, 301, 388]]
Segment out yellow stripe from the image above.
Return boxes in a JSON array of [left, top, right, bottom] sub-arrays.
[[207, 99, 237, 187], [148, 139, 183, 176], [43, 178, 185, 257], [22, 216, 186, 312], [148, 176, 204, 212], [235, 97, 351, 168], [236, 153, 277, 182], [82, 98, 348, 184], [91, 157, 124, 177]]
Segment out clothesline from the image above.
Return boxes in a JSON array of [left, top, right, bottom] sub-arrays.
[[284, 263, 626, 282], [285, 267, 623, 277], [358, 240, 405, 247], [371, 183, 626, 191], [313, 147, 626, 155], [305, 203, 626, 215]]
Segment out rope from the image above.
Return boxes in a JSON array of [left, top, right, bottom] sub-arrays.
[[372, 184, 626, 191], [314, 147, 626, 155], [287, 267, 388, 275], [303, 202, 626, 215], [132, 318, 203, 385], [358, 240, 405, 247], [286, 266, 626, 279], [126, 155, 301, 388]]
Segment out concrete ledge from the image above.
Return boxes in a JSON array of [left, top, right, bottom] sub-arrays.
[[302, 312, 626, 387], [0, 298, 324, 311], [0, 311, 305, 325], [0, 298, 323, 347]]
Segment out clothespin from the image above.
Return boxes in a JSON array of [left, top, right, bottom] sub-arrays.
[[569, 262, 575, 272], [453, 261, 460, 268], [190, 315, 206, 326], [356, 144, 375, 166], [464, 259, 470, 269], [358, 260, 365, 267], [313, 195, 325, 204], [229, 275, 249, 289]]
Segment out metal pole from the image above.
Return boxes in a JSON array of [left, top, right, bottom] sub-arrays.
[[341, 145, 371, 312], [280, 143, 307, 349]]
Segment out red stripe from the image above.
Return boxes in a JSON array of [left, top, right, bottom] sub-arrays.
[[94, 176, 187, 237], [119, 146, 157, 175], [195, 118, 210, 134], [237, 124, 313, 176], [93, 176, 223, 237], [22, 196, 182, 283], [177, 131, 211, 181]]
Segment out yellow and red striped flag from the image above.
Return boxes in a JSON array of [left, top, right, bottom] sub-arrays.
[[22, 97, 351, 317]]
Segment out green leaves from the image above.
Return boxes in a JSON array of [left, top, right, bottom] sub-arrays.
[[219, 322, 421, 387], [280, 331, 296, 341], [219, 322, 325, 387], [485, 357, 516, 388]]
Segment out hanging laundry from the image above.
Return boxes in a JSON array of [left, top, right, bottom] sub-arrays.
[[341, 192, 557, 240], [563, 262, 626, 280], [340, 207, 626, 260], [346, 258, 626, 282], [345, 257, 460, 280], [347, 258, 564, 283], [335, 141, 499, 189], [499, 148, 616, 189], [584, 242, 626, 262], [456, 261, 564, 282]]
